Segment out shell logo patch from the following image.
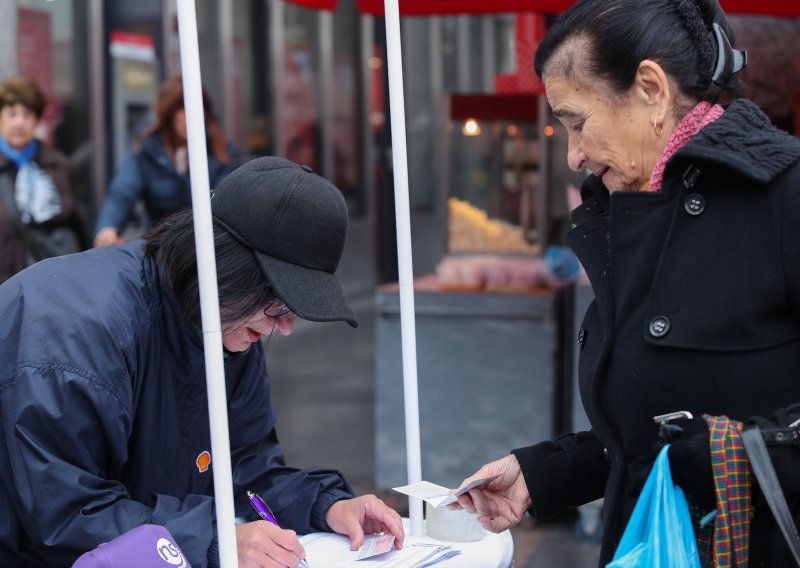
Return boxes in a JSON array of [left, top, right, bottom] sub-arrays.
[[196, 450, 211, 473]]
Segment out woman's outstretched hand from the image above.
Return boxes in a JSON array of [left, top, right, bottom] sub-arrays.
[[448, 454, 531, 532]]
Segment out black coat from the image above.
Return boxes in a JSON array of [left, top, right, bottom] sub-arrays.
[[513, 100, 800, 566]]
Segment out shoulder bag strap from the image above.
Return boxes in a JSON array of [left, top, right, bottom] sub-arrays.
[[741, 425, 800, 565]]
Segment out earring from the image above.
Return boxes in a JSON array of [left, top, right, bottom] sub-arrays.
[[652, 118, 663, 137]]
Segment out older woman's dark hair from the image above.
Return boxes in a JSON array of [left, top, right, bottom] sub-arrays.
[[534, 0, 741, 105], [137, 75, 232, 165], [144, 209, 274, 327], [0, 76, 47, 118]]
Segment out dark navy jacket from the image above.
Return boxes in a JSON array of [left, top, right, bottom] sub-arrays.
[[0, 242, 352, 567], [512, 100, 800, 566], [93, 134, 238, 235]]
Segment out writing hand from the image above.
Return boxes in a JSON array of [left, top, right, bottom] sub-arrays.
[[448, 454, 531, 532], [235, 521, 307, 568], [324, 494, 405, 551]]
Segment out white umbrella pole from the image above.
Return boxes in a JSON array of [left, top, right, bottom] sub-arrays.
[[383, 0, 424, 538], [176, 1, 238, 565]]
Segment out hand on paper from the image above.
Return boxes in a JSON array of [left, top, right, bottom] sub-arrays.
[[324, 494, 405, 551], [448, 454, 531, 533], [236, 521, 307, 567]]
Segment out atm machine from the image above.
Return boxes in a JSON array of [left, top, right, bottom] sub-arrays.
[[107, 31, 159, 234]]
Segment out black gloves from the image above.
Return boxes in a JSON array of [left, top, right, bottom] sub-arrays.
[[662, 417, 716, 514], [629, 417, 716, 515]]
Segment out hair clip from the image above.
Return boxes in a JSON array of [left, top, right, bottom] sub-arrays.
[[711, 23, 748, 87]]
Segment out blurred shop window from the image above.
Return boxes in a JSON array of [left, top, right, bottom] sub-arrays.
[[403, 17, 436, 212], [16, 0, 93, 234], [730, 15, 800, 136], [332, 0, 365, 217], [448, 119, 541, 252], [282, 4, 321, 175], [232, 0, 273, 159]]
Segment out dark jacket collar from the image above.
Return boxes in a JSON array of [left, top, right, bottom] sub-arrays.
[[676, 99, 800, 184], [569, 99, 800, 224]]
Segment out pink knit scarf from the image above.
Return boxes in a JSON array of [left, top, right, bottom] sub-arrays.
[[648, 101, 724, 191]]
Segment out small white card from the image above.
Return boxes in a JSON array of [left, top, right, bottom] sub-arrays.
[[392, 475, 500, 508], [356, 534, 396, 560]]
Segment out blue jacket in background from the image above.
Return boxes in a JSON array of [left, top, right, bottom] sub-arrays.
[[93, 134, 239, 236], [0, 242, 353, 567]]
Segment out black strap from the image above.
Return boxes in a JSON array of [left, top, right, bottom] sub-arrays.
[[741, 425, 800, 566], [758, 425, 800, 446]]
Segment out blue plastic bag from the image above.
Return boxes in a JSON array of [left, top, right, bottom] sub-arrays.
[[606, 445, 701, 568]]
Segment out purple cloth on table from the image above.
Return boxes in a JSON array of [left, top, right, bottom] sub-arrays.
[[72, 524, 192, 568]]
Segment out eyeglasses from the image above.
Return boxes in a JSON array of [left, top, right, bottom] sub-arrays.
[[263, 299, 291, 318]]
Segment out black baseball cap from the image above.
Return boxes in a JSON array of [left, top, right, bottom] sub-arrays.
[[211, 156, 357, 327]]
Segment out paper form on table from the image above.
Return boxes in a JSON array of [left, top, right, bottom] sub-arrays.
[[299, 532, 457, 568]]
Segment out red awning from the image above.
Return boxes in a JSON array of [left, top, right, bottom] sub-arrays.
[[352, 0, 800, 17], [355, 0, 570, 16], [720, 0, 800, 17], [286, 0, 338, 10], [450, 94, 539, 121]]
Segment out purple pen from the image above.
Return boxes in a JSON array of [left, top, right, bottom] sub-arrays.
[[247, 491, 310, 568], [247, 490, 279, 525]]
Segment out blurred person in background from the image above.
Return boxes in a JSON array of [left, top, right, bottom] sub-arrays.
[[93, 75, 238, 247], [0, 75, 84, 284], [0, 157, 404, 568], [450, 0, 800, 566]]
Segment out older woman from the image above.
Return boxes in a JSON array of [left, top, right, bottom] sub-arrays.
[[452, 0, 800, 566], [93, 75, 238, 247], [0, 75, 83, 283]]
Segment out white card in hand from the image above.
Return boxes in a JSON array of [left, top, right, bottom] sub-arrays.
[[356, 534, 396, 560], [393, 475, 500, 508]]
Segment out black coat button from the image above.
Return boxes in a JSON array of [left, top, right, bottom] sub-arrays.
[[649, 316, 670, 338], [578, 328, 586, 348], [684, 193, 706, 216]]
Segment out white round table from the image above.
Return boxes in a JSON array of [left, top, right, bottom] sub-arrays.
[[402, 518, 514, 568]]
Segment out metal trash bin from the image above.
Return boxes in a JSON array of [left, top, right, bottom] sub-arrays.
[[375, 286, 563, 489]]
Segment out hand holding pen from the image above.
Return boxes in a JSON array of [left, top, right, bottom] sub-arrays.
[[247, 491, 310, 568]]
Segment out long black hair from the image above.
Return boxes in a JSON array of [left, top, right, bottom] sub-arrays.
[[534, 0, 741, 105], [144, 209, 275, 328]]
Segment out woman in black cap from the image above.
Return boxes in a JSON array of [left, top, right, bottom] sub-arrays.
[[450, 0, 800, 566], [0, 157, 403, 567]]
